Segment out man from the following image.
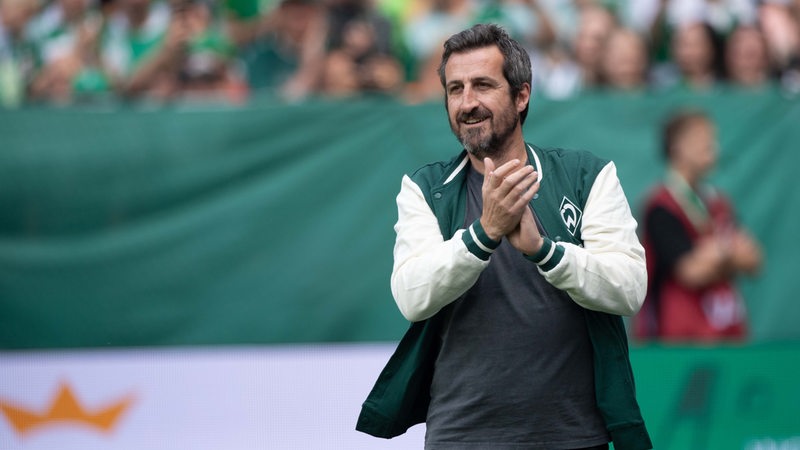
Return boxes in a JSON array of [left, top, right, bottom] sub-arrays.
[[635, 109, 762, 342], [357, 24, 652, 450]]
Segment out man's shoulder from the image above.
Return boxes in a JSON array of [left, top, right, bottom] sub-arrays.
[[532, 144, 609, 169], [406, 150, 468, 188], [530, 144, 611, 192]]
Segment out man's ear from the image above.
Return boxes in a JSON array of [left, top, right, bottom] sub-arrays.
[[516, 82, 531, 114]]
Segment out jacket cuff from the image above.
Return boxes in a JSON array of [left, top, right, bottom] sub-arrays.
[[524, 237, 564, 271], [609, 422, 653, 450], [462, 220, 501, 261]]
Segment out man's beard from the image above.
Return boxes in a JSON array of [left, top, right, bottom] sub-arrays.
[[451, 106, 519, 159]]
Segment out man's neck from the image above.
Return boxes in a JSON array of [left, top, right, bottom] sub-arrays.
[[468, 136, 528, 175]]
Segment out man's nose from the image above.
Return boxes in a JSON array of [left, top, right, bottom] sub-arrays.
[[459, 86, 480, 111]]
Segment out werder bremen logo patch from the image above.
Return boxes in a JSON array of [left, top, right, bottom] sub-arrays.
[[559, 197, 582, 236]]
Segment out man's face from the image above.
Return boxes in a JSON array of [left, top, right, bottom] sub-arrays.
[[443, 46, 525, 158]]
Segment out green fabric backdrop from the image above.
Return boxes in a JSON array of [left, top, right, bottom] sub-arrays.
[[1, 89, 798, 348]]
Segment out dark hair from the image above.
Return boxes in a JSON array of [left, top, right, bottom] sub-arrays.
[[673, 21, 726, 80], [661, 109, 711, 159], [438, 23, 532, 124]]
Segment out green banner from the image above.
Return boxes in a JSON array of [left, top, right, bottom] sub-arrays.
[[631, 343, 800, 450], [1, 89, 798, 348]]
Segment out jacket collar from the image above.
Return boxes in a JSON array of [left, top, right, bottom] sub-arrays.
[[442, 144, 543, 186]]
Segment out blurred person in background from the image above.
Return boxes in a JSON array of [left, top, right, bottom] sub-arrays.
[[652, 20, 725, 92], [100, 0, 175, 98], [627, 0, 756, 72], [530, 38, 582, 99], [281, 0, 400, 100], [27, 0, 96, 67], [26, 0, 113, 103], [400, 0, 476, 103], [235, 0, 322, 96], [101, 0, 243, 102], [475, 0, 557, 51], [572, 3, 617, 90], [318, 11, 404, 96], [169, 0, 246, 102], [221, 0, 272, 47], [528, 2, 618, 100], [598, 27, 650, 92], [401, 0, 559, 103], [635, 109, 762, 342], [724, 23, 773, 89], [0, 0, 38, 107], [477, 0, 560, 100], [757, 0, 800, 93], [510, 0, 592, 100]]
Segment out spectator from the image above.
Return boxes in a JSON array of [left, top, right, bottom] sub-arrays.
[[757, 0, 800, 93], [27, 0, 96, 64], [635, 109, 763, 342], [281, 0, 400, 100], [653, 21, 724, 92], [400, 0, 476, 103], [171, 1, 246, 102], [475, 0, 556, 51], [319, 14, 404, 96], [0, 0, 38, 107], [530, 40, 582, 99], [402, 0, 559, 103], [6, 0, 798, 104], [236, 0, 322, 96], [481, 0, 562, 100], [724, 24, 772, 89], [573, 3, 617, 90], [26, 0, 112, 103], [101, 0, 243, 102], [221, 0, 272, 47], [598, 27, 650, 92], [528, 1, 612, 100], [100, 0, 174, 99], [627, 0, 756, 68]]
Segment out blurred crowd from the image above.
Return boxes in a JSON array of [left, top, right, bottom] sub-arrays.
[[2, 0, 800, 108]]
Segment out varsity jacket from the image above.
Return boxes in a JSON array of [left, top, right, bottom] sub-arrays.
[[356, 144, 653, 450]]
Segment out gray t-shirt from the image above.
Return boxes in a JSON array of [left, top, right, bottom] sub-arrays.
[[425, 165, 609, 449]]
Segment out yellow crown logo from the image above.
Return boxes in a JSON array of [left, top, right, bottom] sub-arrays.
[[0, 382, 134, 436]]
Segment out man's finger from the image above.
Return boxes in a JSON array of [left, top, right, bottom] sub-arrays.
[[517, 176, 540, 207], [487, 158, 522, 183], [503, 165, 535, 187], [495, 165, 535, 201]]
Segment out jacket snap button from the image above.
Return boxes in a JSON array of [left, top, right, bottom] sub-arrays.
[[433, 193, 442, 199]]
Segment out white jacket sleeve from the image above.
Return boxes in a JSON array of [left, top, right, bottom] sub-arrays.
[[390, 175, 491, 322], [528, 162, 647, 316]]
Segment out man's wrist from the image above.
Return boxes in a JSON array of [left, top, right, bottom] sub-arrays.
[[463, 219, 502, 261], [524, 236, 564, 271], [529, 236, 545, 255], [479, 218, 503, 242]]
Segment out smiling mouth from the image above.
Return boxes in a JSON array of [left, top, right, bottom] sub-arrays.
[[462, 117, 488, 125]]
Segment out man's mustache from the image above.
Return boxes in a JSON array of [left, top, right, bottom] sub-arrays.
[[457, 108, 491, 123]]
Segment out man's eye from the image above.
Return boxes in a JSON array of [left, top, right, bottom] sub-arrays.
[[449, 86, 463, 95]]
